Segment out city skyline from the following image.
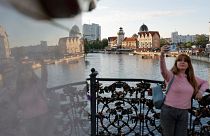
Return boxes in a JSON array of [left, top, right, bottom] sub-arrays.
[[82, 0, 210, 39], [0, 0, 210, 47]]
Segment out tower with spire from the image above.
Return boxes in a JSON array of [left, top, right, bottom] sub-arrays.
[[117, 27, 125, 48]]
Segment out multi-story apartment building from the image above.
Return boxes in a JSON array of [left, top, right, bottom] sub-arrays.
[[171, 31, 196, 44], [171, 31, 179, 44], [83, 23, 101, 41]]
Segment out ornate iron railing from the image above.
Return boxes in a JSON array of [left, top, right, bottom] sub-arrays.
[[87, 68, 210, 136], [87, 68, 165, 136], [47, 81, 91, 136], [46, 68, 210, 136]]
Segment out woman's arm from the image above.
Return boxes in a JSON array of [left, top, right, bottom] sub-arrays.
[[196, 77, 209, 95], [160, 46, 172, 82]]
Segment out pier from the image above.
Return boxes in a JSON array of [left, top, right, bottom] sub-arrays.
[[134, 51, 180, 58]]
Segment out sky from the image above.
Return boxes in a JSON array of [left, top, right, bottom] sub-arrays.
[[0, 0, 210, 47], [82, 0, 210, 39]]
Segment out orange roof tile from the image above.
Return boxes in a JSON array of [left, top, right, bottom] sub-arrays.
[[123, 37, 137, 42], [108, 36, 117, 41]]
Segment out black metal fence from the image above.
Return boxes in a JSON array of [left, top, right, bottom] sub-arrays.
[[87, 68, 210, 136], [47, 81, 91, 136], [46, 68, 210, 136]]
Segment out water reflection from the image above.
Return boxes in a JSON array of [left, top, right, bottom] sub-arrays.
[[84, 53, 209, 83], [47, 59, 86, 88]]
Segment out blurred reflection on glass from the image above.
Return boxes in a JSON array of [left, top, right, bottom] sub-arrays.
[[0, 0, 97, 20], [0, 0, 94, 135]]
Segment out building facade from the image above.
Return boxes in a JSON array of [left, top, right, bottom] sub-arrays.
[[108, 37, 117, 48], [137, 24, 160, 51], [83, 23, 101, 41], [58, 25, 84, 57], [122, 37, 137, 49], [108, 24, 160, 51], [0, 26, 11, 59], [11, 41, 48, 59], [171, 31, 196, 44]]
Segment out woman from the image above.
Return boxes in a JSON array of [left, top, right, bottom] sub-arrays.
[[16, 61, 54, 136], [160, 45, 208, 136], [0, 61, 21, 136]]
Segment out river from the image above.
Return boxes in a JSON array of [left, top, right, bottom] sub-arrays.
[[45, 53, 210, 88]]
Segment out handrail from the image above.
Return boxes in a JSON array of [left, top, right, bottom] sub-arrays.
[[87, 77, 164, 84], [47, 81, 87, 91]]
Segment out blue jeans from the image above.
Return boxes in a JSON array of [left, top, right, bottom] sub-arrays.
[[160, 104, 188, 136]]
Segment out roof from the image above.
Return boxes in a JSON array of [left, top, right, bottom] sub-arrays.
[[108, 36, 117, 41], [139, 24, 148, 32], [123, 37, 137, 42], [138, 31, 160, 37]]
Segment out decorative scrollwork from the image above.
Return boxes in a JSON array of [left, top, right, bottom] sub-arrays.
[[96, 81, 155, 135], [97, 98, 139, 135]]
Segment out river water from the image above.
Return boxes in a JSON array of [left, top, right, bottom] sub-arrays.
[[46, 53, 210, 88]]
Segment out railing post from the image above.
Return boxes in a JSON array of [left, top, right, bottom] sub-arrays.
[[89, 68, 98, 136]]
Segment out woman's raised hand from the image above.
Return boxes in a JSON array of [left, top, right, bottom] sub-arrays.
[[161, 45, 170, 53]]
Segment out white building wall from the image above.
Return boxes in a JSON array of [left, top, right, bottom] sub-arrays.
[[83, 23, 101, 41], [171, 31, 196, 43], [171, 31, 179, 44]]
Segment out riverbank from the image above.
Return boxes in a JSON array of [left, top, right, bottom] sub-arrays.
[[32, 55, 84, 69], [190, 55, 210, 63], [134, 51, 210, 63]]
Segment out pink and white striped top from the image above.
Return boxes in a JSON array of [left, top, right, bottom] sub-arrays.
[[160, 56, 209, 109]]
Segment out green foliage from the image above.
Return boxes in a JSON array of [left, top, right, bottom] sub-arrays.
[[160, 38, 169, 47], [185, 42, 193, 48], [132, 33, 138, 38], [194, 34, 209, 47], [84, 38, 108, 53]]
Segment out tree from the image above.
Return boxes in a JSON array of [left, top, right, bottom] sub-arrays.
[[132, 33, 138, 38], [195, 34, 209, 48], [83, 38, 108, 53], [84, 38, 90, 54], [185, 42, 193, 48], [160, 38, 169, 47], [101, 38, 108, 49]]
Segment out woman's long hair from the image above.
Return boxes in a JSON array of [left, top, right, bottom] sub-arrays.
[[171, 54, 198, 97]]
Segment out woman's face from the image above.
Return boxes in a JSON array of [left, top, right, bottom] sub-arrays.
[[176, 57, 189, 71]]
